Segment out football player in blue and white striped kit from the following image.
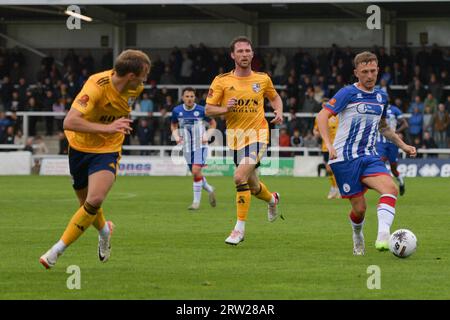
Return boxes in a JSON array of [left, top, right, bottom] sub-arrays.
[[171, 87, 217, 210], [317, 52, 416, 255]]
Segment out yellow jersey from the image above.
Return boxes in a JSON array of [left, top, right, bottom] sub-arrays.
[[206, 70, 278, 150], [314, 114, 339, 152], [65, 70, 143, 153]]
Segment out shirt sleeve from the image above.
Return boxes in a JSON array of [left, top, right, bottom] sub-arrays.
[[171, 108, 179, 124], [71, 79, 102, 115], [205, 76, 224, 106], [324, 87, 354, 115], [263, 75, 278, 100]]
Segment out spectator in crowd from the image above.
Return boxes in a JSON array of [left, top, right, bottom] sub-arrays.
[[157, 107, 172, 145], [433, 103, 449, 148], [424, 92, 438, 114], [445, 95, 450, 113], [14, 129, 24, 145], [290, 128, 303, 147], [302, 87, 321, 113], [180, 52, 193, 84], [407, 79, 426, 102], [279, 127, 291, 157], [408, 106, 423, 143], [422, 105, 434, 135], [136, 92, 154, 114], [9, 91, 21, 112], [412, 136, 423, 158], [302, 131, 318, 148], [25, 96, 40, 137], [422, 131, 438, 157], [159, 66, 178, 84], [43, 89, 56, 136], [428, 73, 443, 101], [0, 111, 11, 142], [408, 95, 425, 113], [33, 135, 48, 155], [272, 49, 287, 84], [23, 137, 34, 153], [1, 76, 13, 109], [137, 118, 154, 155], [52, 97, 66, 132], [2, 126, 15, 145]]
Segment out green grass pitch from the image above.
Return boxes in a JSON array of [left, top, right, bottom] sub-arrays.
[[0, 176, 449, 299]]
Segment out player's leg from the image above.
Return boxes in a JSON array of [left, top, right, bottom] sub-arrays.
[[362, 174, 399, 251], [349, 196, 367, 256], [225, 159, 257, 245], [248, 170, 280, 222], [189, 164, 203, 210], [330, 158, 367, 255], [199, 147, 216, 207]]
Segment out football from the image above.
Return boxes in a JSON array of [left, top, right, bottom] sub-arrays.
[[389, 229, 418, 258]]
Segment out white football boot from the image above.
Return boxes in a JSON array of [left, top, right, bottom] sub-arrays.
[[225, 229, 245, 246], [39, 249, 61, 269], [98, 221, 115, 263], [268, 192, 280, 222], [353, 232, 365, 256]]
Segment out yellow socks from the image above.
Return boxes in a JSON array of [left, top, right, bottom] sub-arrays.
[[236, 183, 251, 222], [61, 202, 98, 246], [253, 181, 273, 202], [93, 207, 106, 231], [329, 174, 337, 188]]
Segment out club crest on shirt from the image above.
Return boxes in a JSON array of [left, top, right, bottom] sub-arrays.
[[376, 93, 382, 103], [77, 94, 89, 107], [194, 111, 200, 117], [252, 83, 261, 93], [357, 93, 363, 99]]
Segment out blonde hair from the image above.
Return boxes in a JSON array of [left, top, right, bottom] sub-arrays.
[[114, 49, 151, 77], [354, 51, 378, 67]]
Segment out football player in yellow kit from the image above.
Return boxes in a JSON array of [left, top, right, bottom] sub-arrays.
[[40, 50, 151, 269], [205, 36, 284, 245]]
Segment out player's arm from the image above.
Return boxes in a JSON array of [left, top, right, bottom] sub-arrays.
[[63, 108, 132, 134], [205, 77, 233, 118], [316, 108, 337, 159], [205, 101, 235, 118], [268, 94, 283, 125], [379, 118, 416, 157], [170, 111, 182, 144], [170, 122, 182, 144], [203, 118, 217, 144]]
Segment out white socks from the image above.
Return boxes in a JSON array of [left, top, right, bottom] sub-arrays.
[[377, 194, 397, 238], [51, 240, 67, 255], [202, 177, 214, 193], [235, 220, 245, 233], [193, 180, 203, 204], [350, 218, 365, 235], [99, 223, 110, 239]]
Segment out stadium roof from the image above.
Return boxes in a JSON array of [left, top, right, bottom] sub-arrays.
[[1, 2, 450, 23]]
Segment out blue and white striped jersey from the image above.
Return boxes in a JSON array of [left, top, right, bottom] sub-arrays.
[[171, 104, 211, 153], [324, 83, 388, 164], [376, 105, 403, 144]]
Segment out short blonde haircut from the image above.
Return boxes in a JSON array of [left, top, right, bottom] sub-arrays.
[[114, 49, 151, 77], [354, 51, 378, 67]]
